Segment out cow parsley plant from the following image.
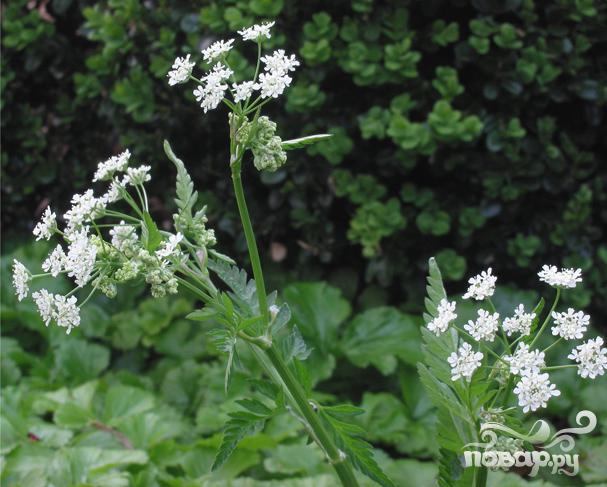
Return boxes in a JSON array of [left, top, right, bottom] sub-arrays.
[[13, 22, 390, 487]]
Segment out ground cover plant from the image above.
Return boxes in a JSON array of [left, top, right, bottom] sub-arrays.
[[2, 2, 607, 487]]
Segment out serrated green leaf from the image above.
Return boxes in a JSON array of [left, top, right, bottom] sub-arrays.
[[164, 139, 198, 215], [281, 325, 311, 363], [186, 307, 218, 322], [235, 398, 273, 416], [320, 409, 395, 487], [212, 410, 269, 471], [281, 133, 332, 150]]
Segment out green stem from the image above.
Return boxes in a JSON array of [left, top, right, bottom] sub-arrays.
[[488, 298, 511, 354], [542, 364, 577, 371], [530, 288, 560, 348], [542, 336, 563, 354], [453, 325, 509, 366], [229, 143, 359, 487], [230, 163, 269, 325], [264, 345, 360, 486]]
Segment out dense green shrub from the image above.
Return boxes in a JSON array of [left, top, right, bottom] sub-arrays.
[[2, 0, 606, 318]]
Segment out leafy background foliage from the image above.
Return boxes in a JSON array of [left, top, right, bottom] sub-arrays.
[[2, 0, 607, 485]]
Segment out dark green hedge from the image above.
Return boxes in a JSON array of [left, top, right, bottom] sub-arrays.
[[2, 0, 606, 314]]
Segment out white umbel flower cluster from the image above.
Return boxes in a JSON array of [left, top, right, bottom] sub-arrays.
[[32, 290, 80, 334], [169, 23, 299, 113], [238, 22, 275, 41], [32, 206, 57, 241], [513, 371, 560, 413], [258, 49, 300, 99], [12, 259, 30, 301], [448, 342, 483, 381], [463, 268, 497, 300], [65, 229, 98, 287], [538, 265, 582, 289], [167, 54, 195, 86], [93, 150, 131, 182], [504, 343, 545, 375], [568, 337, 607, 379], [193, 63, 233, 113], [233, 81, 258, 103], [124, 165, 152, 186], [502, 304, 535, 337], [42, 245, 67, 277], [427, 298, 457, 336], [63, 190, 107, 235], [201, 39, 234, 62], [465, 309, 500, 342], [551, 308, 589, 340]]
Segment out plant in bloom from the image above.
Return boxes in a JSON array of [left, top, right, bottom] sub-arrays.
[[11, 23, 389, 487], [538, 265, 583, 288], [464, 309, 500, 342], [551, 308, 590, 340], [427, 298, 457, 335], [462, 267, 496, 300], [420, 258, 606, 483], [421, 260, 605, 416], [502, 304, 535, 336], [447, 342, 484, 381], [512, 371, 561, 413], [568, 337, 607, 379], [504, 343, 545, 375]]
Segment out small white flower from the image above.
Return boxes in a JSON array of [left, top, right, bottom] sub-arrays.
[[502, 304, 535, 337], [464, 309, 500, 342], [504, 343, 545, 375], [101, 178, 126, 204], [447, 342, 483, 381], [42, 245, 67, 277], [463, 268, 497, 301], [538, 265, 582, 289], [167, 54, 195, 86], [124, 165, 152, 186], [12, 259, 30, 301], [193, 63, 233, 112], [568, 337, 607, 379], [427, 298, 457, 336], [110, 221, 139, 253], [238, 22, 275, 42], [257, 49, 299, 99], [32, 206, 57, 241], [258, 71, 292, 99], [32, 289, 54, 326], [156, 232, 183, 259], [53, 294, 80, 334], [201, 39, 234, 62], [65, 229, 97, 287], [232, 81, 258, 102], [551, 308, 589, 340], [513, 371, 560, 413], [93, 150, 131, 182], [64, 190, 106, 233], [260, 49, 300, 75]]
